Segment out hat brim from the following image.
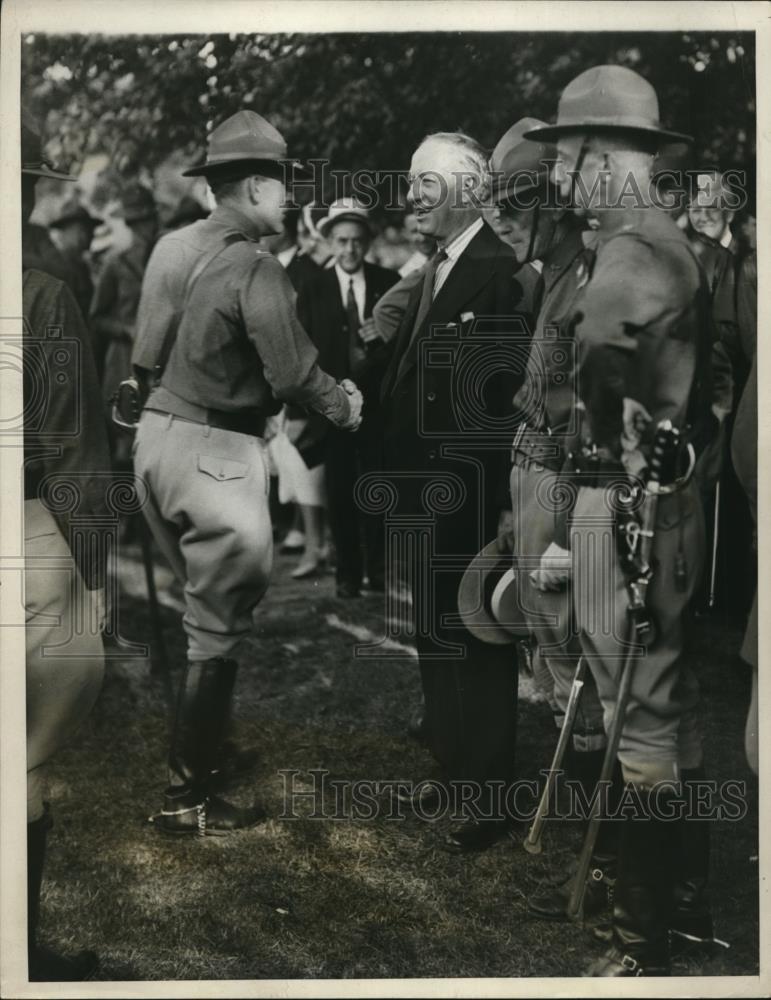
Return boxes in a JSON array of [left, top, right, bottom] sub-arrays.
[[490, 174, 553, 204], [22, 163, 76, 181], [457, 539, 529, 645], [523, 122, 693, 145], [182, 157, 307, 178], [317, 212, 374, 238]]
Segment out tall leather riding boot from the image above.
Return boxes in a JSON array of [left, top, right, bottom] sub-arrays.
[[671, 767, 714, 950], [527, 752, 620, 921], [585, 787, 675, 977], [155, 658, 265, 836], [28, 807, 98, 981]]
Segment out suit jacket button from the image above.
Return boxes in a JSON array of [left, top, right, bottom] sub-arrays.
[[428, 450, 437, 460], [427, 391, 436, 402]]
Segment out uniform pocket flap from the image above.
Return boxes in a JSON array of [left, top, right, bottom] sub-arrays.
[[198, 454, 249, 481]]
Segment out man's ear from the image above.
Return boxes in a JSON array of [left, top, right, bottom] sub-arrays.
[[246, 175, 261, 205]]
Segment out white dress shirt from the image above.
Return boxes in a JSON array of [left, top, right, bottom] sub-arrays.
[[334, 262, 366, 321], [433, 216, 485, 298]]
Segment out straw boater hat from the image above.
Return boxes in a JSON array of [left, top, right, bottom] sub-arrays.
[[524, 65, 692, 146], [457, 539, 530, 645], [316, 198, 374, 238]]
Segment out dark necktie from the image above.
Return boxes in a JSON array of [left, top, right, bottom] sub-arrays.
[[346, 277, 366, 374], [395, 247, 448, 382]]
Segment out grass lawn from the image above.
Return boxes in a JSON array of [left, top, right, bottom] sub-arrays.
[[38, 543, 759, 981]]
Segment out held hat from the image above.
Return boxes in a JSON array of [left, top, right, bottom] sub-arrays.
[[49, 197, 103, 230], [524, 65, 692, 145], [21, 116, 75, 181], [119, 184, 158, 224], [316, 198, 374, 238], [457, 539, 530, 645], [183, 109, 302, 178], [490, 118, 557, 201]]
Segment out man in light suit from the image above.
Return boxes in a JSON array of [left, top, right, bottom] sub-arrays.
[[380, 132, 534, 852], [298, 199, 399, 596]]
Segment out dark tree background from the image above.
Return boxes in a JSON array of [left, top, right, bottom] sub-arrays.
[[21, 31, 756, 210]]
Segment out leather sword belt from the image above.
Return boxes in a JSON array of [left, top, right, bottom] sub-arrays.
[[510, 424, 566, 472], [147, 398, 267, 438]]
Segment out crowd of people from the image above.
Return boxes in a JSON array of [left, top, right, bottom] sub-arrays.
[[19, 60, 757, 982]]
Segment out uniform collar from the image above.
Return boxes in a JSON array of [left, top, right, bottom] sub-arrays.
[[541, 226, 588, 293], [209, 202, 264, 242]]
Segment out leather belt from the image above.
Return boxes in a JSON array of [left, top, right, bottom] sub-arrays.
[[147, 400, 267, 438]]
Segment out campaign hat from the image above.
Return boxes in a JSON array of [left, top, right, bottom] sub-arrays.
[[524, 65, 692, 145], [183, 109, 302, 178], [490, 118, 557, 201]]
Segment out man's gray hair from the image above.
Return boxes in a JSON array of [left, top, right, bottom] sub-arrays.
[[419, 131, 491, 202]]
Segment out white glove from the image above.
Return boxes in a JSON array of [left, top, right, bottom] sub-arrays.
[[529, 541, 571, 592]]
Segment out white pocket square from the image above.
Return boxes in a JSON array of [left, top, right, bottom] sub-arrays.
[[460, 311, 475, 323]]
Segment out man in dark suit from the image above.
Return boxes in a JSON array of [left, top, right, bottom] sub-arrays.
[[298, 200, 399, 597], [380, 132, 533, 852]]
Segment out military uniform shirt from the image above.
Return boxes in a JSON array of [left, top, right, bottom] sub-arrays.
[[134, 204, 348, 423], [573, 207, 713, 457]]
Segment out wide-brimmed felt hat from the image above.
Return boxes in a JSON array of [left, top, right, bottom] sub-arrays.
[[316, 198, 374, 238], [490, 118, 557, 201], [183, 109, 303, 178], [22, 117, 75, 181], [49, 197, 103, 230], [524, 65, 692, 146], [119, 184, 158, 224], [457, 539, 530, 645]]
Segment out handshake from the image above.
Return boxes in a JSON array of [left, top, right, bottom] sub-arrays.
[[339, 379, 364, 431]]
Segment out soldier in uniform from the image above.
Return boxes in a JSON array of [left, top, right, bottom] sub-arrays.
[[488, 119, 617, 918], [22, 117, 112, 980], [525, 66, 716, 975], [131, 110, 363, 836]]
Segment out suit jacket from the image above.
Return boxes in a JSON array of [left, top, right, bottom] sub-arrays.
[[380, 221, 533, 479]]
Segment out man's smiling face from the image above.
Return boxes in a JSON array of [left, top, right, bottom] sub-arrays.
[[408, 139, 476, 244]]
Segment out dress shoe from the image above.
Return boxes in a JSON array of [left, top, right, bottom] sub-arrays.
[[336, 581, 361, 599], [393, 782, 445, 812], [443, 818, 510, 853]]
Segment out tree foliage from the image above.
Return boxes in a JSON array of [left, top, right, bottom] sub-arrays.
[[22, 30, 756, 205]]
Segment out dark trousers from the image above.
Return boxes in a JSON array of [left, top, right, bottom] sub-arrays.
[[413, 550, 518, 817], [326, 425, 385, 590]]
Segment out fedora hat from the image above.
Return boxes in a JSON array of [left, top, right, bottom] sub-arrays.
[[317, 198, 374, 238], [183, 109, 302, 178], [457, 539, 530, 645], [21, 117, 75, 182], [49, 197, 102, 230], [524, 65, 692, 145], [490, 118, 557, 200]]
